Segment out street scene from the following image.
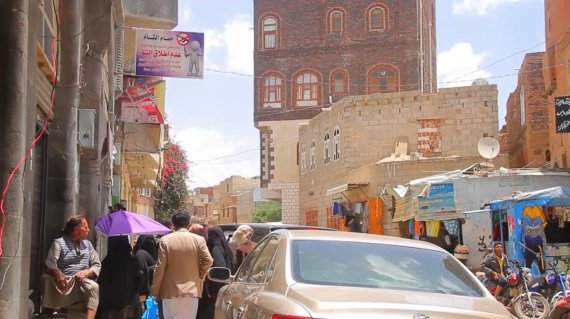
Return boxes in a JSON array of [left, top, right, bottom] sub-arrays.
[[1, 0, 570, 318]]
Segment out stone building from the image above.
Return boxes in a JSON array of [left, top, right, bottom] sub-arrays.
[[253, 0, 436, 223], [544, 1, 570, 167], [213, 176, 260, 224], [298, 85, 502, 231], [506, 52, 549, 168]]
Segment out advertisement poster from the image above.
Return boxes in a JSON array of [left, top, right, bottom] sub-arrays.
[[121, 76, 165, 124], [417, 183, 458, 220], [135, 29, 204, 79]]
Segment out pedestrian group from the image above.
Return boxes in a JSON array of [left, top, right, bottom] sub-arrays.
[[40, 210, 257, 319]]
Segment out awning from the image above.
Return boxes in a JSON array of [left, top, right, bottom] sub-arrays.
[[326, 183, 369, 196]]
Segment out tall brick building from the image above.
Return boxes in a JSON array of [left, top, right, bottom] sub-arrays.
[[544, 1, 570, 167], [253, 0, 436, 223], [506, 52, 549, 168]]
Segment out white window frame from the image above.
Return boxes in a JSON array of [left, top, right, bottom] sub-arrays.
[[310, 141, 316, 171], [262, 17, 277, 49], [301, 145, 307, 174], [333, 127, 341, 161]]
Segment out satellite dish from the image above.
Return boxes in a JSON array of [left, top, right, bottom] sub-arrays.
[[477, 137, 500, 159]]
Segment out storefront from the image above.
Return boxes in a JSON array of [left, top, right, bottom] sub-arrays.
[[489, 186, 570, 276]]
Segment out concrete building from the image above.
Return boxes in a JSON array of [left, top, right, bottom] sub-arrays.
[[188, 187, 214, 222], [213, 176, 260, 224], [544, 1, 570, 167], [253, 0, 437, 224], [0, 1, 177, 317], [506, 52, 549, 168], [298, 85, 502, 231]]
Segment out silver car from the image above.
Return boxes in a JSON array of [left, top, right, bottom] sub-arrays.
[[209, 230, 513, 319]]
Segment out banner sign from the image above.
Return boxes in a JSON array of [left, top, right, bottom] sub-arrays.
[[121, 76, 165, 124], [135, 29, 204, 79], [555, 96, 570, 133], [417, 183, 458, 220]]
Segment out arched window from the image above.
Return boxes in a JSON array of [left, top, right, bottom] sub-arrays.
[[310, 140, 316, 171], [262, 16, 278, 49], [324, 132, 331, 164], [294, 71, 321, 107], [368, 6, 386, 31], [368, 65, 398, 94], [330, 69, 348, 94], [260, 72, 284, 109], [329, 10, 343, 34], [333, 127, 341, 161], [300, 145, 307, 174]]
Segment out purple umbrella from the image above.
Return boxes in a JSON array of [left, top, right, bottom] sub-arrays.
[[95, 210, 171, 237]]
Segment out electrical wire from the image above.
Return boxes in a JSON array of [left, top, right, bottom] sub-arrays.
[[0, 0, 61, 290]]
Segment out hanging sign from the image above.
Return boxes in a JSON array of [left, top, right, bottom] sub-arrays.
[[555, 96, 570, 133], [417, 183, 458, 220], [135, 29, 204, 79]]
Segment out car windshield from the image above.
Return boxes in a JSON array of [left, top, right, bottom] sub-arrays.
[[291, 240, 484, 297]]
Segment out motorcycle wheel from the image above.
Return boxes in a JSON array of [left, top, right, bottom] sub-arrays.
[[513, 293, 550, 319]]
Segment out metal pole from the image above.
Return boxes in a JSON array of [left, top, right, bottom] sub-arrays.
[[47, 0, 82, 220]]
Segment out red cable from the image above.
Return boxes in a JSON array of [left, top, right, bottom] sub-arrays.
[[0, 0, 61, 257]]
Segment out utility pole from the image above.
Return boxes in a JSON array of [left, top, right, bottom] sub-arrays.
[[46, 0, 83, 239], [0, 1, 30, 318]]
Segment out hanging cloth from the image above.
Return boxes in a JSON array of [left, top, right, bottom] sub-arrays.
[[426, 220, 440, 237]]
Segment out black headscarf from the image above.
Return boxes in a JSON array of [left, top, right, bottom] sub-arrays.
[[207, 226, 234, 271]]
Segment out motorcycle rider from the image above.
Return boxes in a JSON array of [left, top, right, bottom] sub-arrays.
[[481, 242, 509, 298]]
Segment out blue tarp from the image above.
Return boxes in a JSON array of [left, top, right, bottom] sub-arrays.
[[490, 186, 570, 209]]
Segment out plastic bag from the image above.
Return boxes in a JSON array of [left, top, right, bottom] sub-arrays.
[[141, 296, 159, 319]]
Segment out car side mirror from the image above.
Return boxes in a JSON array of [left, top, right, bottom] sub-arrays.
[[208, 267, 232, 283]]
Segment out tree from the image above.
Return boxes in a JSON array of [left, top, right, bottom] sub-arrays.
[[154, 141, 190, 221], [252, 202, 282, 223]]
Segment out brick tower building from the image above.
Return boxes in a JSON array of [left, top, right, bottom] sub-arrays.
[[253, 0, 436, 223]]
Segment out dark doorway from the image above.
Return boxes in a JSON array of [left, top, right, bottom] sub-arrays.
[[29, 125, 48, 313]]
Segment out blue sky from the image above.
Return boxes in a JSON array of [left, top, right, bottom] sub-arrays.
[[167, 0, 545, 188]]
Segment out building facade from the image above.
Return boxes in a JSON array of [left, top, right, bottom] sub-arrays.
[[213, 176, 260, 224], [254, 0, 437, 223], [506, 52, 549, 168], [544, 1, 570, 167], [298, 85, 501, 229], [0, 1, 177, 317]]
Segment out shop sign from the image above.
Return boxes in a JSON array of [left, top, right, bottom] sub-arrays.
[[121, 76, 165, 124], [417, 183, 457, 220], [555, 96, 570, 133], [135, 29, 204, 79]]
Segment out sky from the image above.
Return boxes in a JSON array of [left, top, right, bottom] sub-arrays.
[[166, 0, 545, 189]]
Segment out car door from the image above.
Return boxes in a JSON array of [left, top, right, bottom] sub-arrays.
[[223, 236, 280, 319]]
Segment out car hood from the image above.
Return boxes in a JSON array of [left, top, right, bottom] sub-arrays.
[[286, 283, 512, 319]]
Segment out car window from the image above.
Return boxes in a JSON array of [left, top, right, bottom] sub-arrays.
[[234, 239, 267, 282], [291, 240, 484, 297], [247, 236, 279, 284]]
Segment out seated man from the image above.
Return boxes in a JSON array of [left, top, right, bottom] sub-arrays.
[[42, 216, 101, 319], [481, 242, 508, 298]]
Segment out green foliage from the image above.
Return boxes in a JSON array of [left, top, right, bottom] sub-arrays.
[[154, 141, 190, 221], [252, 202, 282, 223]]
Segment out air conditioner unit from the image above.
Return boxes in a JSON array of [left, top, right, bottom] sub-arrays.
[[78, 109, 96, 148]]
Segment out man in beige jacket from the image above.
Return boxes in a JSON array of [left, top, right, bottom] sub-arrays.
[[151, 210, 213, 318]]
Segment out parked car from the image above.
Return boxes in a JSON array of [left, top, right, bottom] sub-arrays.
[[216, 222, 336, 243], [208, 230, 513, 319]]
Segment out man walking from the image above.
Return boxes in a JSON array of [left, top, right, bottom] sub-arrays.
[[151, 210, 213, 319]]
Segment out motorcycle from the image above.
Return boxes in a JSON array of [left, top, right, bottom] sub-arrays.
[[479, 260, 550, 319], [550, 295, 570, 319]]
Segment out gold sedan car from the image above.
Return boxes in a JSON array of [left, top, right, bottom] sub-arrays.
[[208, 230, 513, 319]]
